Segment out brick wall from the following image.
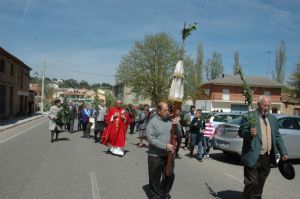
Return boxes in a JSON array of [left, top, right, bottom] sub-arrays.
[[198, 84, 281, 103]]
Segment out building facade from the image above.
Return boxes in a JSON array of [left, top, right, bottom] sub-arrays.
[[114, 83, 152, 106], [0, 47, 32, 119], [196, 75, 283, 113]]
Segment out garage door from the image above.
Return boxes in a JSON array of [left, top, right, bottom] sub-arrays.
[[231, 104, 248, 112]]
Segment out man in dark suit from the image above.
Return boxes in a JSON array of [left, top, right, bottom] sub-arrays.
[[238, 95, 288, 199], [68, 101, 77, 133]]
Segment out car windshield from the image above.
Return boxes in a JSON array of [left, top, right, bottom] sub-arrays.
[[213, 114, 241, 123], [228, 116, 242, 125]]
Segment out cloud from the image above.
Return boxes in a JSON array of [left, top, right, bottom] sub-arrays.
[[19, 0, 32, 25], [2, 0, 300, 84]]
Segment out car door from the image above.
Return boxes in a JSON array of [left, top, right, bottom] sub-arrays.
[[278, 117, 300, 159]]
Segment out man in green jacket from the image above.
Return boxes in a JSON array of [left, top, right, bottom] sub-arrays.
[[238, 95, 288, 199]]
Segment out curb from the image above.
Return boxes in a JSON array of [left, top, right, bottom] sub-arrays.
[[0, 115, 46, 132]]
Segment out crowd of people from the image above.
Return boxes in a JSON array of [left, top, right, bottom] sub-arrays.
[[48, 95, 289, 199], [47, 99, 154, 155]]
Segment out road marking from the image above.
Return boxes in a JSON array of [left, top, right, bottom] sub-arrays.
[[0, 120, 47, 144], [223, 173, 243, 183], [90, 172, 101, 199]]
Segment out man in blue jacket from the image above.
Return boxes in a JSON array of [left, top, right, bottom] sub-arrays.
[[238, 95, 288, 199]]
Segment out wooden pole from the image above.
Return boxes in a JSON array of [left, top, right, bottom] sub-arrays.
[[166, 101, 181, 176]]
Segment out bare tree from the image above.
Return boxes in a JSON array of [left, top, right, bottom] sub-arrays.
[[272, 41, 286, 83], [204, 52, 224, 80], [185, 43, 204, 100], [288, 62, 300, 98], [233, 51, 240, 75]]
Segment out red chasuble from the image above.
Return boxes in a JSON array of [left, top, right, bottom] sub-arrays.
[[101, 106, 129, 147]]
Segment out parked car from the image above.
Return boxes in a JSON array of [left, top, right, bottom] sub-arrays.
[[210, 112, 243, 130], [202, 111, 215, 120], [213, 114, 300, 159], [212, 116, 243, 156]]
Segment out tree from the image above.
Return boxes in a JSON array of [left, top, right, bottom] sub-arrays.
[[91, 83, 101, 91], [233, 51, 240, 75], [204, 52, 224, 80], [105, 91, 116, 108], [93, 92, 100, 110], [57, 79, 79, 89], [184, 43, 203, 101], [288, 62, 300, 98], [272, 41, 286, 83], [115, 32, 183, 105], [79, 80, 90, 89]]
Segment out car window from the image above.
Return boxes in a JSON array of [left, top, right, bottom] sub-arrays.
[[293, 118, 300, 129], [213, 115, 227, 122], [202, 112, 212, 120], [278, 118, 294, 129], [228, 116, 242, 125], [213, 114, 240, 123]]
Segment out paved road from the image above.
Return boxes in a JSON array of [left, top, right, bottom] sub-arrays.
[[0, 116, 299, 199]]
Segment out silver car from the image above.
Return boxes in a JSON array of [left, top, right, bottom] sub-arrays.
[[213, 114, 300, 159], [210, 112, 242, 135]]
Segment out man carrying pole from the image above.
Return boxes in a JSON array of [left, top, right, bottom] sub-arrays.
[[146, 22, 197, 199], [146, 101, 180, 199]]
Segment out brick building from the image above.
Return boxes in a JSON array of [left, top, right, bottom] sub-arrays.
[[196, 75, 283, 113], [0, 47, 32, 119]]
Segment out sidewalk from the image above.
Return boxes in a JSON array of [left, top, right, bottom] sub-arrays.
[[0, 112, 47, 132]]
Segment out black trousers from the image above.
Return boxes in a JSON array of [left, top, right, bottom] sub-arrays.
[[243, 153, 270, 199], [148, 155, 174, 199], [184, 130, 190, 148], [175, 135, 182, 156], [51, 128, 59, 141], [94, 121, 105, 141], [130, 121, 135, 134]]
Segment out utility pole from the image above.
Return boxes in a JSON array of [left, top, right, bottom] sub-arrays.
[[41, 62, 46, 113]]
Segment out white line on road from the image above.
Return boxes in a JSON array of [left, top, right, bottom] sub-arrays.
[[0, 120, 47, 144], [90, 172, 101, 199], [223, 173, 243, 183]]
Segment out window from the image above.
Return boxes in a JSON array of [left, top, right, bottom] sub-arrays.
[[11, 64, 14, 75], [0, 85, 6, 113], [264, 91, 271, 96], [293, 118, 300, 130], [222, 89, 230, 101], [278, 118, 294, 129], [0, 59, 5, 72], [20, 70, 23, 88], [204, 88, 210, 96]]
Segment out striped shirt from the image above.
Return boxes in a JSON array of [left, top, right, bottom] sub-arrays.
[[204, 122, 214, 138]]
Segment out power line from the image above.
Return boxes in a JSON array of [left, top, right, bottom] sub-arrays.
[[50, 65, 114, 77]]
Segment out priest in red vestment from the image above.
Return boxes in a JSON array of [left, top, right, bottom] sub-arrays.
[[101, 99, 129, 156]]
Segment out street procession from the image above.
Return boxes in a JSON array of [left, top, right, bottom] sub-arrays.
[[1, 1, 300, 199]]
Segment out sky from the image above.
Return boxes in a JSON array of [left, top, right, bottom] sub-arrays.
[[1, 0, 300, 85]]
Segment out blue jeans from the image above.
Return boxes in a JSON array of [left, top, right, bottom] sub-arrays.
[[190, 133, 203, 159], [203, 137, 212, 156]]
